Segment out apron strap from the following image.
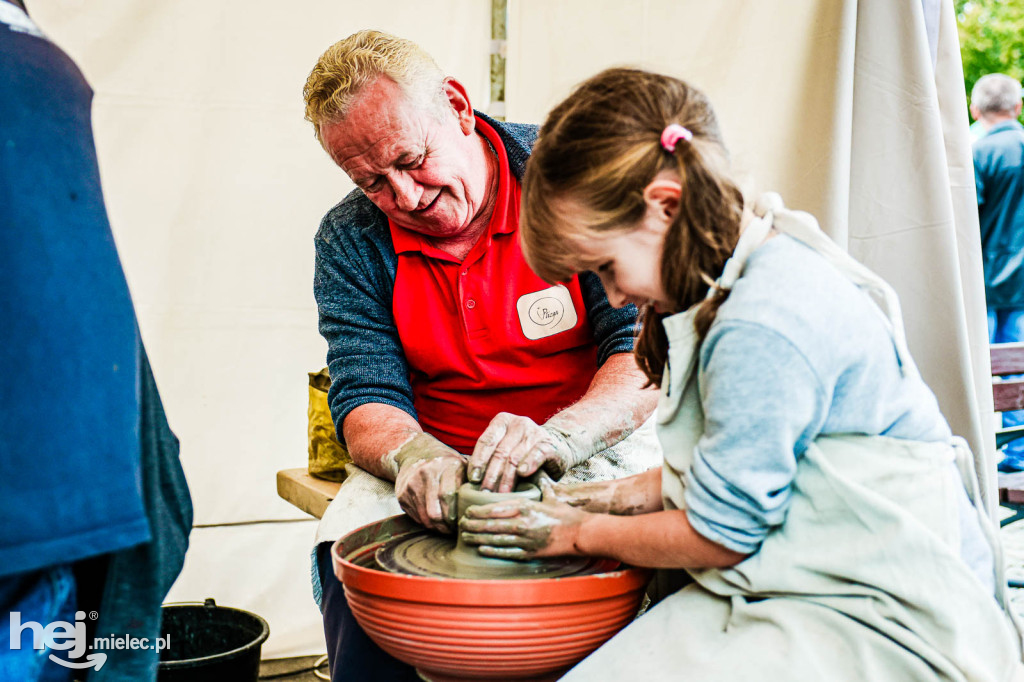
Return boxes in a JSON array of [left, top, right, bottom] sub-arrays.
[[716, 209, 773, 292], [715, 192, 912, 376]]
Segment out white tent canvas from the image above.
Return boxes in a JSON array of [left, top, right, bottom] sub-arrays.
[[29, 0, 991, 658]]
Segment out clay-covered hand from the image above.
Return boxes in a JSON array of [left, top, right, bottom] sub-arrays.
[[534, 470, 637, 515], [534, 472, 585, 507], [467, 413, 581, 493], [388, 433, 466, 534], [458, 499, 588, 560]]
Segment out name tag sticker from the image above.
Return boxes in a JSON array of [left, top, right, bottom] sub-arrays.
[[516, 285, 579, 340]]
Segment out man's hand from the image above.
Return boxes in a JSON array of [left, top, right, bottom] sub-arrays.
[[387, 433, 466, 533], [459, 498, 588, 560], [467, 413, 578, 493]]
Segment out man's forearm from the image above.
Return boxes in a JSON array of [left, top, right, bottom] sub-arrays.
[[342, 403, 423, 480], [544, 352, 658, 463], [549, 467, 663, 515]]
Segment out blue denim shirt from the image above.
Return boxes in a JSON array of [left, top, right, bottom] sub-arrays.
[[1, 12, 192, 679], [974, 119, 1024, 309], [1, 3, 151, 577], [312, 113, 638, 439]]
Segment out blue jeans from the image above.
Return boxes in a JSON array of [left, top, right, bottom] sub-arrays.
[[0, 566, 76, 682], [989, 307, 1024, 461], [316, 542, 418, 682]]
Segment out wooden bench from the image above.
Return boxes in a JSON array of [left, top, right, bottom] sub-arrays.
[[276, 468, 342, 519], [992, 342, 1024, 524]]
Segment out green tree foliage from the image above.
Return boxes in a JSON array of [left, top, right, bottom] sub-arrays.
[[956, 0, 1024, 122]]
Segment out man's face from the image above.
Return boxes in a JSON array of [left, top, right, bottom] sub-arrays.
[[320, 77, 487, 239]]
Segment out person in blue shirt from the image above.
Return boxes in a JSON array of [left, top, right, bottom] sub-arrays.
[[1, 2, 192, 679], [970, 73, 1024, 472]]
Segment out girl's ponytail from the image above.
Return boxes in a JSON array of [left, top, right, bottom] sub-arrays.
[[632, 126, 742, 385]]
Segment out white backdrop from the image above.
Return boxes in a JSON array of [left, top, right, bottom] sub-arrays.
[[30, 0, 491, 658], [28, 0, 989, 659]]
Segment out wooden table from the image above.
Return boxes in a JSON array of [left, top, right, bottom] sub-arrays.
[[276, 468, 342, 519]]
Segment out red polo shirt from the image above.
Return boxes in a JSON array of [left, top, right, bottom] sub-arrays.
[[389, 119, 598, 453]]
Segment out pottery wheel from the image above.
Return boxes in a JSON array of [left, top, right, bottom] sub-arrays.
[[375, 530, 602, 579]]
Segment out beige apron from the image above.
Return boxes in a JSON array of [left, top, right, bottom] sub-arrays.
[[564, 194, 1023, 681]]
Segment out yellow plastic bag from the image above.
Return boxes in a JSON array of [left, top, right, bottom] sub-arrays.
[[308, 368, 350, 482]]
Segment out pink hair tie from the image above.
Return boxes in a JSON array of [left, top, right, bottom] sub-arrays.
[[660, 123, 693, 152]]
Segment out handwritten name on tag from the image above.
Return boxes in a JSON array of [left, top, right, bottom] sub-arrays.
[[516, 285, 579, 340]]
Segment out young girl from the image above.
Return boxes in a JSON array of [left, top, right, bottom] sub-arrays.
[[460, 68, 1023, 680]]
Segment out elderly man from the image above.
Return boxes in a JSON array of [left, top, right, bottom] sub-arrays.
[[303, 30, 660, 680], [970, 74, 1024, 472]]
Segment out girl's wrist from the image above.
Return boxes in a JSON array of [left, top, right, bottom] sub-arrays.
[[544, 506, 590, 557], [572, 510, 607, 557]]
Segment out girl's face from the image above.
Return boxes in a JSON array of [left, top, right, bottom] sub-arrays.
[[561, 177, 680, 312]]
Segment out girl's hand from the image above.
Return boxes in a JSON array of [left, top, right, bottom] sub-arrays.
[[459, 499, 589, 560]]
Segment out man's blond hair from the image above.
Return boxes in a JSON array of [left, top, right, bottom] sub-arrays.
[[303, 30, 445, 146]]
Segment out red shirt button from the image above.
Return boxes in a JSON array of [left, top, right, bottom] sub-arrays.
[[466, 299, 476, 309]]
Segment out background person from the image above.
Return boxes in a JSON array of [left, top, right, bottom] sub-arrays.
[[302, 31, 661, 680], [462, 67, 1020, 679], [970, 73, 1024, 472], [0, 2, 192, 680]]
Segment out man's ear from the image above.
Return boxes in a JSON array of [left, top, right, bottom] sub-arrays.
[[642, 178, 682, 224], [442, 78, 476, 135]]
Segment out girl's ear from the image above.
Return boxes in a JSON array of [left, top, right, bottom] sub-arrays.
[[642, 178, 682, 224]]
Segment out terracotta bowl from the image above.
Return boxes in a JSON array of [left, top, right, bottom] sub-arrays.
[[333, 515, 649, 682]]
